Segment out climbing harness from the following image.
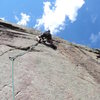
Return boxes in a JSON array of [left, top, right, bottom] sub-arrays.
[[9, 42, 38, 100]]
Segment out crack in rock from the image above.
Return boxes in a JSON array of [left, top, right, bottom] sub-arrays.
[[4, 42, 38, 51], [71, 43, 100, 55], [15, 91, 21, 97], [0, 48, 14, 56], [0, 84, 11, 92], [78, 75, 96, 86], [0, 21, 25, 32], [9, 43, 42, 60]]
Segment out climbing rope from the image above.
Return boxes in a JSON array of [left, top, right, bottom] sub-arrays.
[[9, 42, 38, 100], [10, 58, 15, 100]]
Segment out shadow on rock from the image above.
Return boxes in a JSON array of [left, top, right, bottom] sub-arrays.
[[42, 42, 57, 50]]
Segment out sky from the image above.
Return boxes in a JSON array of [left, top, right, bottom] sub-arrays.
[[0, 0, 100, 48]]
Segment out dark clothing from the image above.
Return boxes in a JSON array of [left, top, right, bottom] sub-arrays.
[[37, 30, 57, 50], [39, 30, 52, 43], [41, 31, 52, 40]]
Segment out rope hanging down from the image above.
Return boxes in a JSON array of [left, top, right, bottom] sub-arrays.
[[9, 42, 38, 100], [10, 58, 15, 100]]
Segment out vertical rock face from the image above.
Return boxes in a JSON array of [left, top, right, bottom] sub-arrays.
[[0, 20, 100, 100]]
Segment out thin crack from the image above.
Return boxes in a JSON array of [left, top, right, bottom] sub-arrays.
[[5, 42, 39, 51], [78, 75, 96, 86], [15, 91, 21, 97], [9, 42, 41, 60], [0, 84, 10, 91], [71, 43, 100, 55], [0, 48, 14, 56], [6, 44, 31, 51]]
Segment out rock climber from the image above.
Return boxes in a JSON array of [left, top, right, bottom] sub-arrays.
[[36, 30, 53, 44]]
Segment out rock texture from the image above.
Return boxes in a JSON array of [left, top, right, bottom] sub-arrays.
[[0, 20, 100, 100]]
